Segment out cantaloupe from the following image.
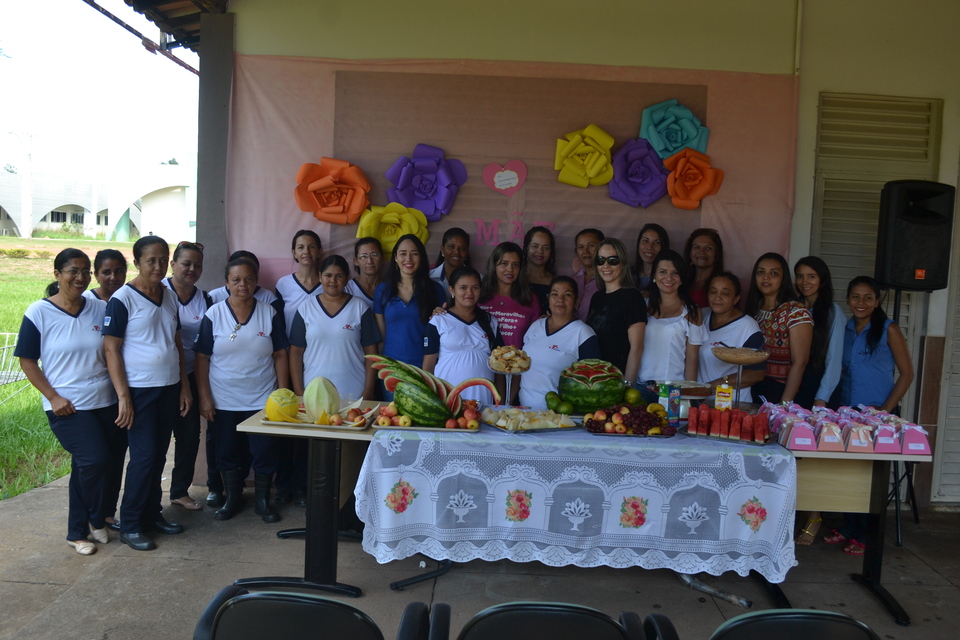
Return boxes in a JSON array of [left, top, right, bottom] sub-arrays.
[[303, 377, 340, 421]]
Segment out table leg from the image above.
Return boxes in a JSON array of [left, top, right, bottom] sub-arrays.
[[234, 438, 362, 597], [851, 459, 910, 626], [390, 559, 453, 591]]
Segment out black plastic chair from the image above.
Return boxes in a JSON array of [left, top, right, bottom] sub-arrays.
[[435, 601, 645, 640], [709, 609, 881, 640], [194, 584, 428, 640]]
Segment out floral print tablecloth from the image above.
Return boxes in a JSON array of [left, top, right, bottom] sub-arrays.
[[356, 426, 797, 583]]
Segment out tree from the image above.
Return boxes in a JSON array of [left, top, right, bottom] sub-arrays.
[[161, 157, 179, 165], [3, 164, 16, 174]]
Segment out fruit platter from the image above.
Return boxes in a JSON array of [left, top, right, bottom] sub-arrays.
[[262, 380, 379, 429], [683, 405, 772, 445], [583, 403, 677, 437], [480, 406, 578, 432], [553, 359, 635, 414], [366, 355, 500, 430]]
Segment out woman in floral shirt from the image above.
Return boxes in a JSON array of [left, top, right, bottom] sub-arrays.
[[744, 252, 812, 404]]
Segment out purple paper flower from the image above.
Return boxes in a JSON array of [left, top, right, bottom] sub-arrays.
[[385, 144, 468, 222], [608, 138, 669, 207]]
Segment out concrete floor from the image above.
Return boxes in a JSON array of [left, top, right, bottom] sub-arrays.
[[1, 453, 958, 640]]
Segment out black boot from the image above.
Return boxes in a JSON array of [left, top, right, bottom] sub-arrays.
[[214, 469, 244, 521], [254, 473, 281, 523], [206, 490, 225, 508]]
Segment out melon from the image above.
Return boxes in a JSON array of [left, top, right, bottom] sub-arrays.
[[265, 388, 303, 423], [303, 376, 340, 421], [557, 359, 625, 413]]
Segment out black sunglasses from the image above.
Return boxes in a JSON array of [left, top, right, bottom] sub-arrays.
[[595, 256, 622, 266]]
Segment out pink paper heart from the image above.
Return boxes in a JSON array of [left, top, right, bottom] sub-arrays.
[[482, 160, 527, 197]]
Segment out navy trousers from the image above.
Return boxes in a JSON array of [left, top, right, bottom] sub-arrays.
[[120, 384, 179, 535], [47, 405, 126, 541], [170, 373, 201, 500], [213, 409, 278, 475]]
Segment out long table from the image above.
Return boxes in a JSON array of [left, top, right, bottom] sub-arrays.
[[356, 426, 798, 583]]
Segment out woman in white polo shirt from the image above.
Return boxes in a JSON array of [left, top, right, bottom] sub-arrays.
[[17, 249, 125, 556], [195, 257, 289, 523], [102, 236, 192, 551]]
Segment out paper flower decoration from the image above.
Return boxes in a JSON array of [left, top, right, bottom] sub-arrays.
[[640, 99, 710, 159], [294, 158, 371, 225], [385, 144, 468, 222], [608, 138, 669, 207], [355, 202, 430, 258], [664, 148, 724, 210], [554, 124, 615, 188]]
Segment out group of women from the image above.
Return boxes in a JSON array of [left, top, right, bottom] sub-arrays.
[[18, 223, 913, 558]]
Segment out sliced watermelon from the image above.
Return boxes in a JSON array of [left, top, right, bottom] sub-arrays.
[[446, 377, 501, 413]]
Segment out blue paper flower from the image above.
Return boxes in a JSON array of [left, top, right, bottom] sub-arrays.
[[608, 138, 669, 208], [385, 144, 468, 222], [639, 99, 709, 159]]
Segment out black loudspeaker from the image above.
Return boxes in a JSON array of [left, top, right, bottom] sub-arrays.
[[875, 180, 955, 291]]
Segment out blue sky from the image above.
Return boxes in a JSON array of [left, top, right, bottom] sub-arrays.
[[0, 0, 199, 177]]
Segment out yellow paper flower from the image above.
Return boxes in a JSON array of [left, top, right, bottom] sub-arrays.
[[554, 124, 615, 188], [356, 203, 430, 257]]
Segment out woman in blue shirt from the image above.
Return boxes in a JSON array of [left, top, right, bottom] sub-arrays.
[[822, 275, 914, 555], [374, 234, 445, 399]]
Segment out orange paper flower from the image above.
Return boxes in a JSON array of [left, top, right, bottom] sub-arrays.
[[294, 158, 371, 225], [664, 148, 724, 210]]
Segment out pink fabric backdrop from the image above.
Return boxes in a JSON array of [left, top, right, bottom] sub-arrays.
[[227, 56, 797, 289]]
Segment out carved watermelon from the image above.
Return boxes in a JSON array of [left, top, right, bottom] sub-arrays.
[[557, 359, 625, 413]]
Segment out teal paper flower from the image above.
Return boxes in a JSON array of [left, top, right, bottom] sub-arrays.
[[640, 99, 709, 159]]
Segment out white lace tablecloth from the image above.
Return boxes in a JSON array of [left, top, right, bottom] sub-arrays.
[[356, 426, 797, 582]]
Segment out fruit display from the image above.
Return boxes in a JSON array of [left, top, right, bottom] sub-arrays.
[[556, 359, 626, 414], [686, 405, 770, 444], [488, 346, 531, 374], [366, 355, 500, 428], [302, 376, 340, 422], [265, 388, 303, 423], [480, 406, 577, 431], [583, 403, 676, 436]]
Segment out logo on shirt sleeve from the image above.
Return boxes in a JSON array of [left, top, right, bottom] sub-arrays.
[[423, 337, 429, 347], [104, 316, 111, 326]]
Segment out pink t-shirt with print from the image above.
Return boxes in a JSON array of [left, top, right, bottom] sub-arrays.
[[479, 294, 541, 349]]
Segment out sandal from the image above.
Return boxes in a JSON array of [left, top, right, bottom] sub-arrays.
[[67, 540, 97, 555], [795, 517, 822, 546], [822, 529, 847, 545], [843, 539, 865, 555], [171, 496, 202, 511]]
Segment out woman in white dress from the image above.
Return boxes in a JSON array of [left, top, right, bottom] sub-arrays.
[[697, 272, 766, 401], [637, 249, 705, 392], [423, 266, 502, 405], [520, 276, 601, 410]]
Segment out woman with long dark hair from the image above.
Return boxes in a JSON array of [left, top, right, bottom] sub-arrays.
[[275, 229, 323, 338], [478, 241, 541, 349], [637, 249, 703, 386], [103, 236, 192, 551], [793, 256, 845, 409], [683, 228, 724, 307], [822, 276, 913, 556], [17, 249, 125, 555], [523, 225, 557, 312], [634, 223, 669, 293], [374, 234, 446, 399], [745, 252, 812, 404]]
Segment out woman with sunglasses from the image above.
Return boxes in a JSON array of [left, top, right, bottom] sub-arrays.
[[586, 239, 646, 384], [103, 236, 192, 551], [523, 226, 557, 313], [637, 249, 704, 388], [83, 249, 127, 302], [17, 249, 124, 555], [195, 257, 289, 522], [346, 237, 384, 304], [683, 228, 724, 308], [159, 241, 212, 512]]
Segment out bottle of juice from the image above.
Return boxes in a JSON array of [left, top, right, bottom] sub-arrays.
[[715, 378, 733, 412]]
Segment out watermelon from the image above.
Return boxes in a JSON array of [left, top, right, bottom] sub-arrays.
[[394, 380, 453, 427], [688, 405, 699, 434], [446, 378, 501, 414], [557, 360, 625, 413]]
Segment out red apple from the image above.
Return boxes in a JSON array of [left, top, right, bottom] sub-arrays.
[[594, 410, 608, 421], [445, 418, 458, 429], [611, 413, 624, 424], [604, 421, 616, 433], [329, 414, 344, 426], [614, 423, 628, 434], [583, 412, 594, 422], [383, 404, 398, 418], [346, 408, 362, 422], [377, 416, 392, 427], [391, 416, 402, 426], [457, 417, 469, 429], [620, 406, 631, 415], [463, 408, 478, 422]]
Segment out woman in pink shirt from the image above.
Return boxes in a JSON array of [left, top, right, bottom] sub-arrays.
[[478, 242, 541, 350]]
